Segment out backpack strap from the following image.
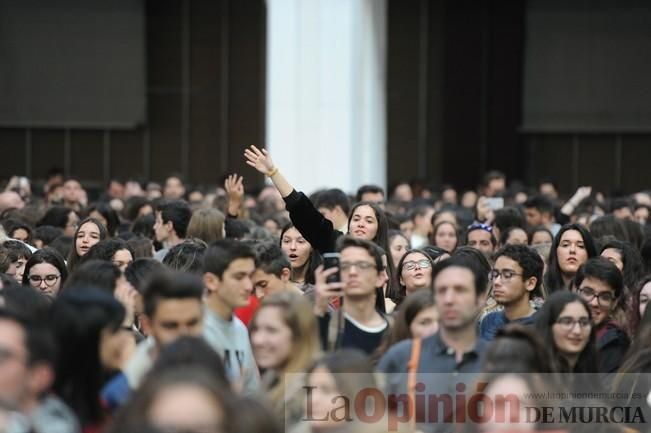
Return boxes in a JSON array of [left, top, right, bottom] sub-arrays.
[[407, 338, 422, 428]]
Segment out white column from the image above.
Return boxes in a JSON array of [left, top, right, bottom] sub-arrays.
[[266, 0, 387, 196]]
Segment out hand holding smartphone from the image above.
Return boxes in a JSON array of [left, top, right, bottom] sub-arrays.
[[323, 253, 341, 284]]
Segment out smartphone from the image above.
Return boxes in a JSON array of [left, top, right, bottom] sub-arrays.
[[486, 197, 504, 211], [323, 253, 341, 284]]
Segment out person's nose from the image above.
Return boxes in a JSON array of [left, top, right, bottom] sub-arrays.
[[439, 288, 454, 304], [290, 241, 297, 250], [569, 322, 583, 335], [244, 277, 254, 294], [589, 296, 600, 307], [346, 263, 360, 275]]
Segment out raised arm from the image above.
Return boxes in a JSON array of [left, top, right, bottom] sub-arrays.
[[243, 145, 341, 253], [244, 145, 293, 197], [224, 174, 245, 218], [560, 186, 592, 218]]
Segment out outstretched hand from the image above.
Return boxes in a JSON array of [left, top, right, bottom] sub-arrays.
[[244, 145, 275, 175], [572, 186, 592, 203], [225, 174, 244, 201], [225, 174, 244, 216]]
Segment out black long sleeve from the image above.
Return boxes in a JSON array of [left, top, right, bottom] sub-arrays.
[[283, 189, 343, 254]]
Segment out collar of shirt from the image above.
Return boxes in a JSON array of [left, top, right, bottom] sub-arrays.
[[429, 331, 487, 358]]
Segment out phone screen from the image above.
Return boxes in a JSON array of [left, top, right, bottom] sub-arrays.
[[323, 253, 341, 284], [486, 197, 504, 211]]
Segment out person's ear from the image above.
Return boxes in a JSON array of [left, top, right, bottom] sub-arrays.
[[140, 315, 152, 335], [27, 363, 55, 398], [203, 272, 220, 295], [525, 276, 537, 293], [477, 290, 488, 309], [377, 268, 389, 288], [280, 267, 291, 283]]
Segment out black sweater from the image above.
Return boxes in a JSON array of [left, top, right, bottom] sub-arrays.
[[283, 189, 342, 254]]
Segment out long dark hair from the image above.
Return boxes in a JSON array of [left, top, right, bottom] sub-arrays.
[[612, 304, 651, 392], [430, 221, 460, 252], [279, 222, 322, 285], [544, 223, 597, 293], [66, 217, 109, 272], [394, 248, 435, 304], [600, 238, 644, 294], [51, 288, 125, 426], [347, 202, 397, 306], [347, 202, 390, 255], [627, 274, 651, 337], [535, 291, 598, 374]]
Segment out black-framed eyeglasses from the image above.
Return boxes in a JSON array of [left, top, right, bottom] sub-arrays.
[[489, 269, 522, 281], [28, 274, 61, 287], [402, 259, 432, 271], [468, 223, 492, 232], [578, 287, 615, 306], [555, 317, 592, 331]]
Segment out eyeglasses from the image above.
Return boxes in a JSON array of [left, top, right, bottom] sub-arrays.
[[28, 274, 61, 287], [555, 317, 592, 331], [340, 261, 377, 272], [489, 269, 522, 281], [468, 223, 493, 232], [578, 287, 615, 306], [403, 259, 432, 271]]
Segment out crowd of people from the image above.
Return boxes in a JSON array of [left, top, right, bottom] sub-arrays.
[[0, 144, 650, 433]]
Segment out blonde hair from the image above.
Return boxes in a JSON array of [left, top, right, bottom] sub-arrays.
[[250, 292, 320, 415], [186, 208, 225, 244]]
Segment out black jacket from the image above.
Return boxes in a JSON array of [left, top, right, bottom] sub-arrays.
[[596, 321, 630, 374]]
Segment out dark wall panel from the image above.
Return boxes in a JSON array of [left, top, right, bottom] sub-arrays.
[[189, 0, 224, 185], [147, 1, 183, 89], [387, 0, 525, 193], [577, 136, 615, 194], [31, 130, 64, 179], [146, 0, 183, 182], [0, 0, 266, 188], [111, 129, 145, 180], [148, 94, 183, 181], [386, 0, 422, 186], [228, 0, 266, 181], [621, 136, 651, 193], [70, 131, 103, 182], [0, 130, 27, 176], [525, 135, 574, 194], [441, 1, 484, 191]]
